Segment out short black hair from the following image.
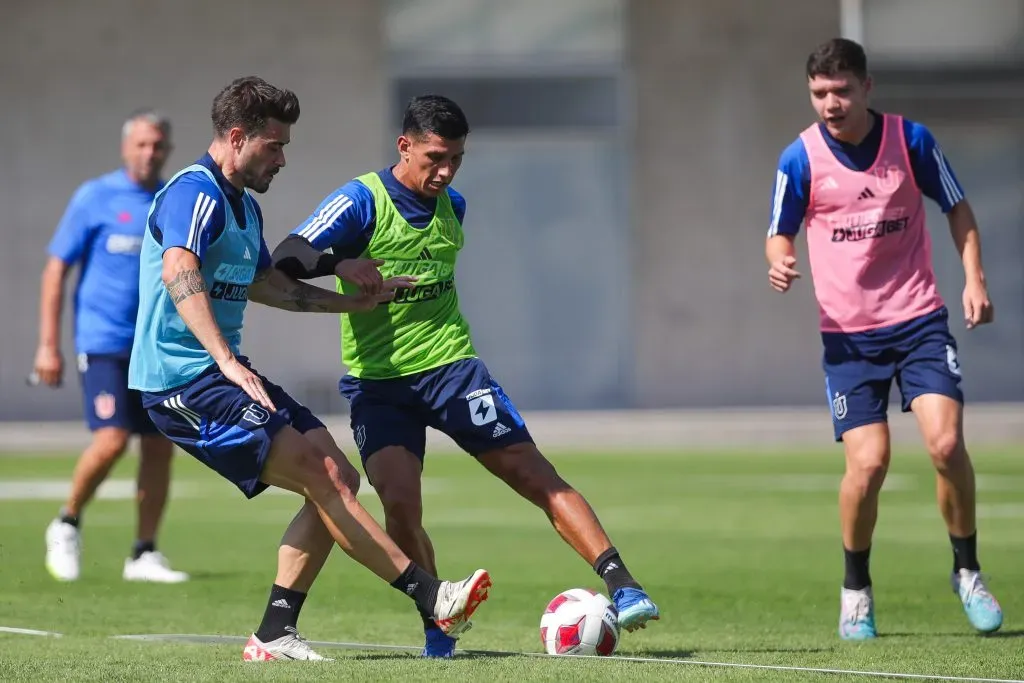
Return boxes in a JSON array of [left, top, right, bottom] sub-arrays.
[[402, 95, 470, 140], [806, 38, 868, 81], [211, 76, 300, 137]]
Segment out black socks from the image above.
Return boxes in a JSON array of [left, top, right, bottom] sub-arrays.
[[593, 547, 642, 595], [390, 562, 441, 616], [950, 532, 980, 572], [843, 547, 872, 590], [255, 584, 308, 642], [131, 540, 156, 561]]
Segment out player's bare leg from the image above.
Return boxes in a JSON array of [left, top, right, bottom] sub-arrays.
[[837, 422, 889, 639], [364, 446, 451, 656], [366, 447, 437, 575], [477, 442, 659, 632], [250, 428, 353, 658], [839, 423, 890, 554], [45, 426, 129, 581], [911, 393, 1001, 633], [122, 434, 188, 583], [135, 434, 174, 543], [66, 427, 132, 516], [244, 425, 490, 663], [910, 395, 974, 535]]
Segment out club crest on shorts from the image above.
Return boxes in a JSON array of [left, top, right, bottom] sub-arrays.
[[832, 392, 848, 420], [468, 394, 497, 426], [946, 344, 962, 377], [242, 403, 270, 426], [94, 392, 116, 420]]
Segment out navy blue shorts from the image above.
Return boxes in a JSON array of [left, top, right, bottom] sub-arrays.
[[79, 353, 159, 435], [142, 357, 324, 498], [338, 358, 533, 467], [822, 307, 964, 442]]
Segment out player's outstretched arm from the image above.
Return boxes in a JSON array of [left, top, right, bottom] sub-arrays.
[[271, 234, 388, 296], [765, 234, 801, 293], [946, 199, 993, 328], [270, 234, 341, 280], [248, 266, 415, 313]]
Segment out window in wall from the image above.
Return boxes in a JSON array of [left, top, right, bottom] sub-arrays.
[[842, 0, 1024, 66], [386, 0, 624, 69]]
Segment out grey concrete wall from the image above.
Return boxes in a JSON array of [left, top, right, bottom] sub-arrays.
[[628, 0, 1024, 408], [629, 0, 842, 408], [2, 0, 1019, 420], [1, 0, 386, 420]]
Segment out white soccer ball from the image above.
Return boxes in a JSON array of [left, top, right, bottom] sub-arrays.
[[539, 588, 619, 656]]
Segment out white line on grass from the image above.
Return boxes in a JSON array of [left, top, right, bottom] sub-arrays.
[[0, 478, 448, 501], [0, 626, 62, 637], [0, 479, 139, 501], [110, 634, 1024, 682]]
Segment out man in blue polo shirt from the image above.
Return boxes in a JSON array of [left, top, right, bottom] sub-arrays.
[[35, 109, 189, 584]]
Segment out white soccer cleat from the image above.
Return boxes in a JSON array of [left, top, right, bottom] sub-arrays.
[[45, 519, 81, 582], [122, 551, 190, 583], [243, 628, 332, 661], [432, 569, 492, 637], [952, 569, 1003, 634], [839, 586, 877, 640]]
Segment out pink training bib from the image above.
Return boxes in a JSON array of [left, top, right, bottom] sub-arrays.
[[801, 114, 944, 333]]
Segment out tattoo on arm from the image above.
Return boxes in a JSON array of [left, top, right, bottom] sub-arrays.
[[288, 280, 330, 312], [249, 267, 341, 312], [166, 268, 207, 304]]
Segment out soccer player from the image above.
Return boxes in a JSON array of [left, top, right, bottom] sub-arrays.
[[271, 94, 660, 658], [36, 109, 189, 584], [128, 77, 491, 661], [765, 38, 1002, 639]]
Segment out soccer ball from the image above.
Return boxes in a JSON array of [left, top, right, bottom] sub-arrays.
[[539, 588, 619, 656]]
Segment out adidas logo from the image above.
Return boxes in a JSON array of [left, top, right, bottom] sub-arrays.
[[857, 187, 875, 200], [418, 248, 433, 261], [818, 176, 839, 191], [272, 598, 290, 608], [243, 246, 252, 260], [602, 562, 620, 574], [492, 422, 511, 438]]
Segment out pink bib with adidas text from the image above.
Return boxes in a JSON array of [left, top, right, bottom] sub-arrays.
[[801, 114, 944, 333]]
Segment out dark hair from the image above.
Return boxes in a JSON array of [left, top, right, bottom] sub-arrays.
[[402, 95, 470, 140], [806, 38, 868, 81], [211, 76, 300, 137]]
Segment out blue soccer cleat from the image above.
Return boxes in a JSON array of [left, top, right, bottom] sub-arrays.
[[421, 626, 458, 658], [839, 586, 877, 640], [952, 569, 1003, 634], [613, 587, 660, 632]]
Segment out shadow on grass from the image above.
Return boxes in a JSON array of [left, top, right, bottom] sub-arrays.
[[882, 629, 1024, 639]]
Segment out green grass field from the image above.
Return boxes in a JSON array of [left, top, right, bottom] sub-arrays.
[[1, 446, 1022, 682]]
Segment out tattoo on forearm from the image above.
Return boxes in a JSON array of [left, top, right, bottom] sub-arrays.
[[250, 268, 341, 312], [288, 281, 331, 312], [167, 268, 207, 304]]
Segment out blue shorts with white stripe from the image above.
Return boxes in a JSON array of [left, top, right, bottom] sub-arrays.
[[142, 356, 324, 498]]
